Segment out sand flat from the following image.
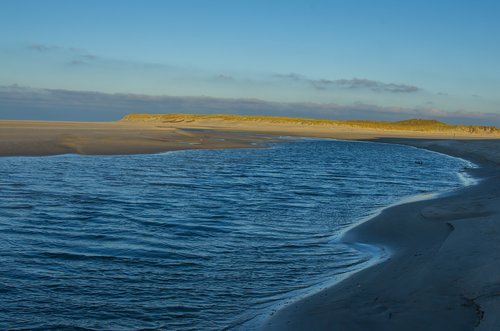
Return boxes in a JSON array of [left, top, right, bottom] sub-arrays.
[[0, 120, 274, 156], [1, 118, 500, 330]]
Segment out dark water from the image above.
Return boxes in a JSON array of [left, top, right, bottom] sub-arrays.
[[0, 139, 470, 330]]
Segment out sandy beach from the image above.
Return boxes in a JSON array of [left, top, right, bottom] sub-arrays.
[[1, 117, 500, 330], [0, 120, 276, 156]]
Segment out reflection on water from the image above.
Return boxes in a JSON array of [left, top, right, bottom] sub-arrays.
[[0, 139, 469, 330]]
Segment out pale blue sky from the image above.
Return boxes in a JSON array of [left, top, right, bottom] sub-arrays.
[[0, 0, 499, 123]]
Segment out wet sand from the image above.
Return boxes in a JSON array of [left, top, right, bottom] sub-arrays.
[[1, 118, 500, 330]]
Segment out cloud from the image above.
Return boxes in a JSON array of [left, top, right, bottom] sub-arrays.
[[0, 85, 497, 126], [334, 78, 419, 93], [309, 79, 334, 90], [82, 54, 98, 60], [276, 74, 421, 93], [273, 73, 304, 81], [68, 59, 87, 66], [27, 43, 100, 65], [28, 43, 57, 52], [214, 74, 234, 81]]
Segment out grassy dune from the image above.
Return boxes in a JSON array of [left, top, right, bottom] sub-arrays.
[[122, 113, 500, 135]]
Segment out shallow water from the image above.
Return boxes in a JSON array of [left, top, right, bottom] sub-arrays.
[[0, 139, 470, 330]]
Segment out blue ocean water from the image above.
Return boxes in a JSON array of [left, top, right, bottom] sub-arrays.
[[0, 139, 470, 330]]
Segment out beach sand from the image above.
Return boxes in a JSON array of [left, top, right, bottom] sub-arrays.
[[0, 120, 275, 156], [1, 118, 500, 330]]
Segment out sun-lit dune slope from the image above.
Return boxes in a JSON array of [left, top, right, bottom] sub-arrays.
[[121, 113, 500, 135]]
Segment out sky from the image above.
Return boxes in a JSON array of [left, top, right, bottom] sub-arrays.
[[0, 0, 499, 125]]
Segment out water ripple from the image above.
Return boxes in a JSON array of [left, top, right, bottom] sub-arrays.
[[0, 140, 469, 330]]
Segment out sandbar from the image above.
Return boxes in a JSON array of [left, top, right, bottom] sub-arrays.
[[1, 116, 498, 157]]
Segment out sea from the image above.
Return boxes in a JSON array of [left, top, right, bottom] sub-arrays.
[[0, 139, 472, 330]]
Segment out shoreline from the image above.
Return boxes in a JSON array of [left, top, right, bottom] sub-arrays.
[[243, 144, 477, 330], [261, 143, 500, 331], [1, 119, 500, 330]]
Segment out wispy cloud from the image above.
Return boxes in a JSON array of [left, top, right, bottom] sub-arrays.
[[0, 85, 496, 126], [332, 78, 419, 93], [82, 54, 98, 60], [28, 43, 58, 52], [309, 79, 334, 90], [68, 59, 87, 66], [214, 74, 234, 81], [66, 54, 99, 66], [275, 74, 421, 93], [27, 42, 100, 66], [273, 72, 304, 81]]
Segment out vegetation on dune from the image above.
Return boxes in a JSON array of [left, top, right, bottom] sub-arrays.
[[122, 113, 500, 135]]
